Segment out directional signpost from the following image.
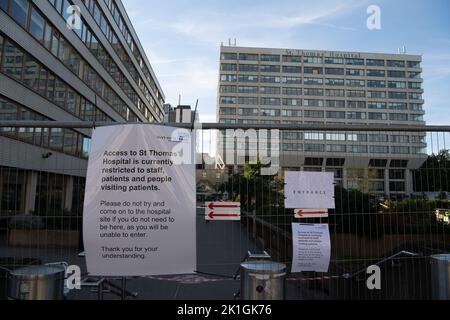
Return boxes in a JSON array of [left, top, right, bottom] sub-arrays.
[[294, 209, 328, 219], [205, 202, 241, 221]]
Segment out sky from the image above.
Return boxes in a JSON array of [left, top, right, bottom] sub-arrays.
[[122, 0, 450, 125]]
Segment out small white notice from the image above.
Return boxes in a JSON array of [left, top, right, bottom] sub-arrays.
[[291, 223, 331, 273], [205, 202, 241, 221], [285, 172, 335, 209], [83, 124, 196, 276]]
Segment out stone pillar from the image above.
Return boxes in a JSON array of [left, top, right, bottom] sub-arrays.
[[24, 171, 38, 214], [64, 176, 74, 212], [384, 168, 390, 197], [405, 169, 414, 196]]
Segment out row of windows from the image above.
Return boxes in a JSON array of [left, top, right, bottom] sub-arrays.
[[220, 86, 422, 97], [220, 74, 422, 86], [0, 34, 115, 122], [221, 52, 421, 68], [220, 64, 420, 79], [0, 95, 91, 158], [280, 144, 425, 154], [281, 132, 425, 144], [220, 107, 423, 122], [220, 96, 424, 109], [100, 0, 165, 107], [47, 0, 159, 121], [0, 0, 142, 122]]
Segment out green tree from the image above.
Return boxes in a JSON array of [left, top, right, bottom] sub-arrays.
[[414, 150, 450, 192]]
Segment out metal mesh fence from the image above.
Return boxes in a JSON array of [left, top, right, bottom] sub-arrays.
[[0, 123, 449, 300]]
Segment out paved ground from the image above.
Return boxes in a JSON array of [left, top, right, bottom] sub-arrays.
[[1, 208, 320, 300]]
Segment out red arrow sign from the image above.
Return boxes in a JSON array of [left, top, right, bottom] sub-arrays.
[[208, 203, 240, 210], [295, 209, 328, 218], [208, 212, 241, 220]]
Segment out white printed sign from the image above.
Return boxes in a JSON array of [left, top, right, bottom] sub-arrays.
[[285, 172, 335, 209], [291, 223, 331, 273], [205, 202, 241, 221], [83, 125, 196, 276]]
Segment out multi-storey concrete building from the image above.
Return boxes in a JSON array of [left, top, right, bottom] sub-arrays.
[[0, 0, 164, 216], [217, 45, 427, 199]]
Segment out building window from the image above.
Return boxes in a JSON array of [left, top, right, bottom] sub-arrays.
[[238, 53, 259, 61], [221, 53, 237, 60], [347, 101, 366, 109], [348, 145, 368, 153], [281, 76, 301, 84], [407, 61, 421, 68], [325, 68, 344, 75], [220, 96, 237, 104], [387, 60, 406, 68], [367, 69, 385, 77], [260, 65, 280, 73], [388, 92, 407, 100], [238, 86, 257, 94], [325, 78, 345, 86], [304, 99, 324, 107], [391, 146, 410, 154], [29, 7, 45, 42], [409, 93, 423, 100], [282, 98, 301, 106], [282, 66, 301, 73], [326, 145, 346, 152], [389, 103, 408, 110], [221, 63, 237, 71], [283, 55, 302, 63], [304, 88, 323, 96], [3, 40, 24, 80], [304, 110, 324, 118], [347, 90, 365, 98], [304, 67, 323, 75], [238, 97, 258, 105], [304, 77, 323, 85], [282, 87, 301, 95], [324, 57, 344, 64], [367, 91, 386, 99], [346, 69, 365, 76], [326, 111, 345, 119], [370, 146, 389, 154], [368, 102, 387, 110], [368, 112, 387, 120], [260, 86, 281, 95], [10, 0, 29, 28], [325, 89, 344, 97], [388, 81, 407, 89], [304, 144, 325, 152], [366, 59, 385, 66], [368, 80, 386, 88], [326, 100, 345, 108], [261, 54, 280, 62], [238, 75, 258, 82], [347, 112, 366, 120], [239, 64, 259, 72], [387, 70, 406, 78], [345, 58, 364, 65], [346, 79, 365, 87], [260, 76, 280, 83], [260, 97, 281, 105], [303, 56, 323, 64]]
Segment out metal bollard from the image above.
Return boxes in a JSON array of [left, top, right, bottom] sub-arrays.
[[240, 261, 286, 300], [7, 265, 66, 300], [431, 254, 450, 300]]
